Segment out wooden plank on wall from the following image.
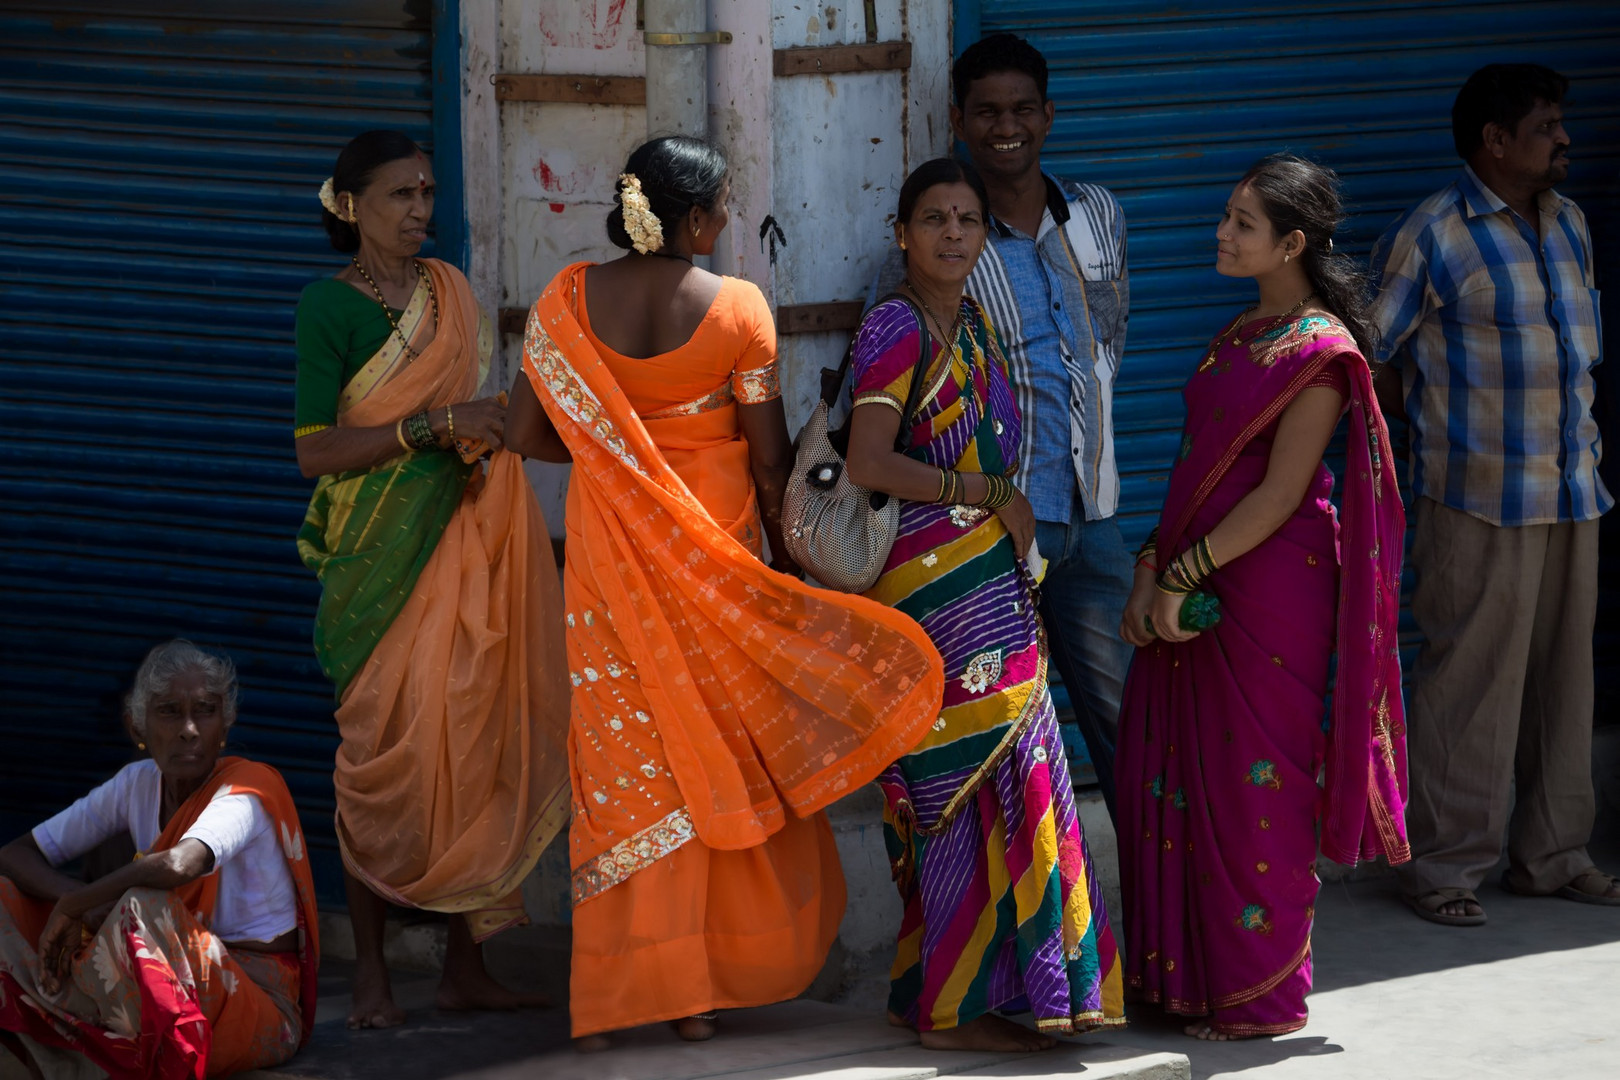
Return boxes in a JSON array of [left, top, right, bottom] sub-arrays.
[[773, 42, 912, 77], [495, 74, 646, 105], [776, 301, 864, 334]]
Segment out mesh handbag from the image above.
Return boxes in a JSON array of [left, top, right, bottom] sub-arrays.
[[781, 296, 930, 592]]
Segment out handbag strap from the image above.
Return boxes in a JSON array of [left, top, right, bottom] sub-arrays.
[[821, 292, 939, 453]]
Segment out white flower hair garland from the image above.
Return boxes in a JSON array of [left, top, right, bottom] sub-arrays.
[[618, 173, 664, 254]]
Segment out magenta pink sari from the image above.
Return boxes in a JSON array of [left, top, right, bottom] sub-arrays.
[[1117, 312, 1409, 1037]]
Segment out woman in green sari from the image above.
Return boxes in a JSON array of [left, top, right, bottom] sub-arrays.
[[293, 130, 570, 1030]]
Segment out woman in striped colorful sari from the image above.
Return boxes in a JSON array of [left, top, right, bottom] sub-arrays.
[[845, 157, 1125, 1053]]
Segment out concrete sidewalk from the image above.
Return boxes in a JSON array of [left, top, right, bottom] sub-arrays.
[[234, 860, 1620, 1080]]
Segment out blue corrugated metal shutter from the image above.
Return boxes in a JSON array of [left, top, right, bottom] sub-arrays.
[[960, 0, 1620, 709], [0, 1, 440, 895]]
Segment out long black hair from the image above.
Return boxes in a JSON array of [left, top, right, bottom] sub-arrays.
[[605, 135, 728, 251], [321, 130, 424, 253], [1240, 153, 1378, 359]]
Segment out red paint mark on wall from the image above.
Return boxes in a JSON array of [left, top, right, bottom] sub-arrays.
[[537, 0, 629, 49], [533, 156, 599, 198], [550, 203, 566, 213]]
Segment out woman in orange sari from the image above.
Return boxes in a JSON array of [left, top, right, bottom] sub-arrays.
[[294, 131, 570, 1028], [507, 136, 944, 1046], [0, 640, 320, 1079]]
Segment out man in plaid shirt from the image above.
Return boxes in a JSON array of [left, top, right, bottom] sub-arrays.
[[1372, 63, 1620, 923]]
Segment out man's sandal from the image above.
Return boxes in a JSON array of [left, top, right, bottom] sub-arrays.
[[1406, 887, 1487, 926], [1501, 867, 1620, 906]]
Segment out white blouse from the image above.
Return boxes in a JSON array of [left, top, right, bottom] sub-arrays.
[[33, 760, 298, 943]]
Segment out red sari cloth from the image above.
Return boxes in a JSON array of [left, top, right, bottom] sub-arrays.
[[1117, 312, 1409, 1036]]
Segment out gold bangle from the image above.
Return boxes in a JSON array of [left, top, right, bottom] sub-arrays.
[[446, 405, 456, 442], [396, 419, 412, 452]]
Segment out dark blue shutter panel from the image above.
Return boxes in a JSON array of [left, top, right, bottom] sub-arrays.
[[965, 0, 1620, 708], [0, 1, 438, 897]]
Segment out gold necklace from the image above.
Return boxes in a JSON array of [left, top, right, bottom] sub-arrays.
[[1237, 292, 1315, 340], [352, 258, 439, 359], [903, 281, 963, 351], [1197, 293, 1316, 374]]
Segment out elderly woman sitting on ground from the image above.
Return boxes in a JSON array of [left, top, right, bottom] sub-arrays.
[[0, 640, 320, 1079]]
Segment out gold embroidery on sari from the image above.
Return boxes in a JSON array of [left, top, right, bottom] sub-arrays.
[[642, 382, 734, 420], [571, 806, 696, 904], [733, 360, 780, 404], [525, 311, 644, 476], [853, 391, 904, 413], [294, 423, 331, 438]]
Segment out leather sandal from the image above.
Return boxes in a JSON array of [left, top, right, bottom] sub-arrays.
[[1555, 868, 1620, 906], [1406, 887, 1486, 926]]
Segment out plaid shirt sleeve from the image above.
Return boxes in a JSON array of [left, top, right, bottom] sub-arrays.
[[1370, 211, 1433, 367]]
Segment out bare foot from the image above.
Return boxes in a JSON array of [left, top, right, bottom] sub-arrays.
[[347, 962, 407, 1030], [887, 1010, 911, 1028], [1435, 897, 1483, 919], [672, 1014, 717, 1042], [436, 916, 551, 1012], [435, 966, 552, 1012], [574, 1034, 612, 1053], [920, 1013, 1057, 1052]]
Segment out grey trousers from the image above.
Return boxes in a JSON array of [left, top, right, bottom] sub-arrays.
[[1401, 497, 1599, 897]]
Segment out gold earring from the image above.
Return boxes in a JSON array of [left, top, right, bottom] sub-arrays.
[[900, 241, 907, 251], [136, 741, 146, 750]]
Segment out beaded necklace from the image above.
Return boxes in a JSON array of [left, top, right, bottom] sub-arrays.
[[351, 258, 440, 360]]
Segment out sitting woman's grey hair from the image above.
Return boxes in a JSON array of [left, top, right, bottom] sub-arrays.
[[125, 639, 240, 735]]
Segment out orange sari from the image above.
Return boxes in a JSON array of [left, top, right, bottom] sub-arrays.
[[0, 758, 320, 1078], [522, 264, 944, 1036], [300, 259, 571, 938]]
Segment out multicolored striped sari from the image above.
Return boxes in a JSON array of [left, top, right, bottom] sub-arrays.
[[852, 296, 1125, 1035]]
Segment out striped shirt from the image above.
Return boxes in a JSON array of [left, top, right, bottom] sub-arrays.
[[1370, 164, 1608, 525], [870, 173, 1128, 522]]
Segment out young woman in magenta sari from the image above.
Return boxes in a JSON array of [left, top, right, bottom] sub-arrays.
[[1117, 154, 1410, 1040], [294, 132, 569, 1029], [506, 136, 944, 1048], [845, 158, 1124, 1053]]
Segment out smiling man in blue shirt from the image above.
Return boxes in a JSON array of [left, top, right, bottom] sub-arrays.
[[874, 34, 1134, 817], [1372, 63, 1620, 923]]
